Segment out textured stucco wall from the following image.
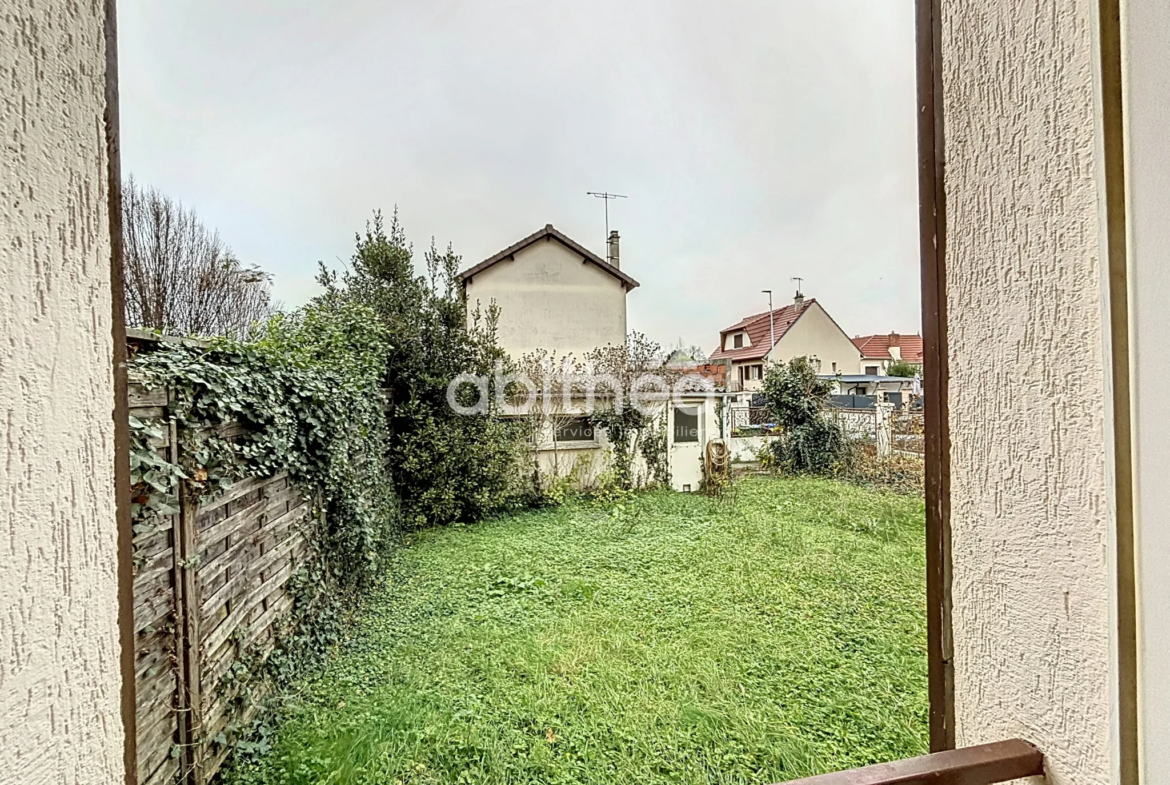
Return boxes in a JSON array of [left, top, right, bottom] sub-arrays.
[[0, 1, 124, 783], [464, 239, 628, 360], [942, 0, 1114, 783], [1121, 0, 1170, 777]]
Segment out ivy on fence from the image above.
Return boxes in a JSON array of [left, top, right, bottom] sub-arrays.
[[132, 300, 398, 593]]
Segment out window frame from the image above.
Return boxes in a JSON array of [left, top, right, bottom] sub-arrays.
[[95, 0, 961, 768], [554, 416, 597, 444], [672, 406, 700, 444]]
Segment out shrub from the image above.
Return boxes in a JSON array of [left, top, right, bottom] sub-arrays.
[[325, 210, 529, 527], [761, 356, 847, 474], [885, 358, 920, 379], [836, 442, 925, 495]]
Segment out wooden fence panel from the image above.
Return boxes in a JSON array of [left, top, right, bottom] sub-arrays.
[[195, 472, 315, 781], [129, 382, 182, 785], [129, 371, 319, 784], [891, 410, 926, 455]]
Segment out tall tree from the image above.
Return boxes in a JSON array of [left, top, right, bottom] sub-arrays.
[[324, 209, 524, 527], [122, 176, 273, 336]]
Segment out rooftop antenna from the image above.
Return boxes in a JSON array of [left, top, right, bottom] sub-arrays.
[[587, 191, 626, 264], [792, 276, 804, 296]]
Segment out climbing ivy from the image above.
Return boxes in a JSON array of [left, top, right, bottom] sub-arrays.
[[128, 414, 184, 569], [131, 294, 398, 593], [639, 410, 671, 488]]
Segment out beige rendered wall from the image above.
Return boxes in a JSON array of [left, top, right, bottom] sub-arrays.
[[766, 303, 861, 376], [464, 239, 628, 361], [942, 0, 1116, 783], [1121, 0, 1170, 778], [0, 1, 124, 783]]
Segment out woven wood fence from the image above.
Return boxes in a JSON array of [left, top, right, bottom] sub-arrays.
[[130, 377, 319, 785], [891, 409, 926, 455]]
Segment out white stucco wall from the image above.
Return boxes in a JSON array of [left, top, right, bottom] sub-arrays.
[[0, 2, 124, 783], [766, 303, 862, 377], [720, 330, 753, 352], [1121, 0, 1170, 778], [464, 238, 628, 361], [943, 0, 1114, 782]]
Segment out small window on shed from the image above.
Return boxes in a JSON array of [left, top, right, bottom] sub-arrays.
[[673, 407, 699, 443], [555, 417, 595, 442], [733, 333, 744, 349], [865, 365, 879, 376]]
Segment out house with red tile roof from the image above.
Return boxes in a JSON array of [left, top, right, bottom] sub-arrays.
[[709, 293, 862, 391], [852, 333, 924, 375]]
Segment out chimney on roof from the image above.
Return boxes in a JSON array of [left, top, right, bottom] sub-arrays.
[[793, 290, 804, 309], [889, 332, 900, 347], [607, 230, 620, 268]]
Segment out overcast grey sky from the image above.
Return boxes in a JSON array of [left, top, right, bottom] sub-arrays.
[[118, 0, 920, 354]]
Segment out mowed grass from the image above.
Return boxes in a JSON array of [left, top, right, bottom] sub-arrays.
[[230, 477, 926, 785]]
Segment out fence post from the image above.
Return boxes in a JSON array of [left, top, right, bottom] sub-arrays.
[[174, 477, 204, 783], [876, 402, 894, 458]]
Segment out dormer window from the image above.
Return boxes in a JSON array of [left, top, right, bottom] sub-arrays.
[[733, 333, 744, 349]]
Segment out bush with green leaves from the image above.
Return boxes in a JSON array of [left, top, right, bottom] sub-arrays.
[[321, 209, 529, 527], [132, 295, 399, 594], [884, 358, 920, 379], [761, 356, 847, 473]]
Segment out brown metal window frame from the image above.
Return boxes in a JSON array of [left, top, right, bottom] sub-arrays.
[[915, 0, 954, 754], [100, 0, 957, 776], [105, 1, 137, 784], [98, 0, 1079, 780], [906, 0, 1130, 772]]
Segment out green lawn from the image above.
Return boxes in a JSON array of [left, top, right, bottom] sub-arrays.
[[230, 477, 927, 785]]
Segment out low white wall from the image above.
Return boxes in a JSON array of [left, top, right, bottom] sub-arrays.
[[728, 435, 771, 464], [827, 409, 876, 441], [0, 1, 124, 782], [536, 444, 607, 490]]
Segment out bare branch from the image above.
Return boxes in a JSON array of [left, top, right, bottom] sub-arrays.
[[122, 176, 274, 337]]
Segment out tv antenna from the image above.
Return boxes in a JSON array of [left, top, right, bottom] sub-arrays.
[[587, 191, 627, 247], [792, 276, 804, 296]]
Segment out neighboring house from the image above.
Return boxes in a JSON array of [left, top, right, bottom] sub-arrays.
[[461, 225, 653, 488], [458, 224, 639, 361], [709, 293, 862, 391], [851, 332, 924, 375], [14, 3, 1170, 784]]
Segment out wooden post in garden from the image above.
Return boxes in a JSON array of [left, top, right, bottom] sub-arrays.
[[876, 402, 894, 458], [174, 479, 205, 785]]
